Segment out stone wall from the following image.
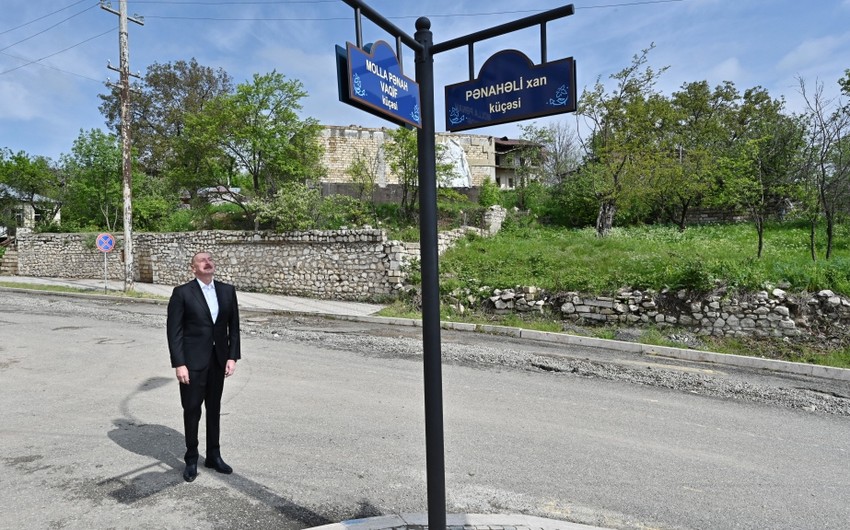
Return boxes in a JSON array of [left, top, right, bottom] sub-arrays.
[[14, 206, 509, 301], [451, 285, 850, 341], [17, 229, 397, 300]]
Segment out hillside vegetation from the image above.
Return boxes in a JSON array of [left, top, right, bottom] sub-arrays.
[[440, 219, 850, 296]]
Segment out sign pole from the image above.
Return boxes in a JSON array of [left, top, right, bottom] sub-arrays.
[[337, 5, 575, 530], [414, 18, 446, 530], [103, 252, 108, 294]]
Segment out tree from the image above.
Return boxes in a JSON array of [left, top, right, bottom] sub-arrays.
[[0, 149, 61, 232], [517, 121, 582, 186], [382, 127, 454, 223], [383, 127, 419, 221], [59, 129, 124, 231], [798, 75, 850, 259], [577, 45, 671, 236], [255, 181, 321, 232], [185, 71, 325, 227], [659, 80, 739, 229], [717, 88, 804, 258], [98, 58, 233, 178], [345, 147, 383, 221]]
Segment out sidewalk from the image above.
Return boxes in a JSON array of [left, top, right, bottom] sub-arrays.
[[0, 275, 386, 317]]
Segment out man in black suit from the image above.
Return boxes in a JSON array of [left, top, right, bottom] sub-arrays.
[[167, 251, 241, 482]]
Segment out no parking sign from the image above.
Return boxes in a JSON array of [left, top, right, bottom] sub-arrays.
[[96, 233, 115, 253]]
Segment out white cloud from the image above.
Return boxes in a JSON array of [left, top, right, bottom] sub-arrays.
[[0, 80, 41, 120], [778, 34, 849, 72], [708, 57, 745, 84]]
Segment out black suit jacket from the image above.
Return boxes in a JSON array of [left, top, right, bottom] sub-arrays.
[[167, 279, 241, 371]]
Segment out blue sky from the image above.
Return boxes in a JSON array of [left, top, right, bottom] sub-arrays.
[[1, 0, 849, 162]]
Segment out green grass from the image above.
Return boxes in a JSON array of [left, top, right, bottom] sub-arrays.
[[382, 220, 850, 369], [439, 221, 850, 295]]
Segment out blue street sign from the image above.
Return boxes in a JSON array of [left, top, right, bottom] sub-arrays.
[[337, 41, 421, 128], [96, 233, 115, 253], [445, 50, 576, 132]]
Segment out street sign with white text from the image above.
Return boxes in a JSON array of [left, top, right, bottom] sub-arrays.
[[336, 40, 421, 128], [445, 50, 576, 132]]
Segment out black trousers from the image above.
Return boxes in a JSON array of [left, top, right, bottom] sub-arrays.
[[179, 357, 225, 462]]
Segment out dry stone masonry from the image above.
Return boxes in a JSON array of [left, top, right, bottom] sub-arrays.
[[13, 206, 508, 302], [447, 284, 850, 341]]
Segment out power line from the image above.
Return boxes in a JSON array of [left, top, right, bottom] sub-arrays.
[[579, 0, 685, 9], [136, 0, 337, 3], [0, 4, 100, 53], [0, 0, 94, 36], [141, 0, 687, 22], [145, 10, 547, 21], [0, 27, 116, 76]]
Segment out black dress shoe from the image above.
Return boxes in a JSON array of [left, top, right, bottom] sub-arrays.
[[183, 462, 198, 482], [204, 455, 233, 474]]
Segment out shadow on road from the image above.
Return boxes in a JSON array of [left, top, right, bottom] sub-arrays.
[[102, 376, 335, 527]]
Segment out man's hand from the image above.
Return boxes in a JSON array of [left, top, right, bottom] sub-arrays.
[[176, 365, 190, 385], [225, 359, 236, 378]]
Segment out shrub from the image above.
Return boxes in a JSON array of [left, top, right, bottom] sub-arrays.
[[477, 179, 501, 207], [318, 195, 371, 229], [255, 182, 321, 232], [161, 208, 195, 232]]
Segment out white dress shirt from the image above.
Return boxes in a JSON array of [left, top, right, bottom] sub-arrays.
[[197, 278, 219, 322]]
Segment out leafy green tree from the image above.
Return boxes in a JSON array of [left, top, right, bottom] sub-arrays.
[[345, 147, 382, 221], [716, 88, 804, 258], [59, 129, 124, 231], [577, 45, 671, 236], [185, 71, 325, 227], [190, 71, 324, 196], [317, 194, 370, 229], [383, 127, 454, 223], [659, 80, 739, 229], [384, 127, 419, 222], [0, 150, 62, 233], [255, 181, 321, 232], [99, 58, 233, 178]]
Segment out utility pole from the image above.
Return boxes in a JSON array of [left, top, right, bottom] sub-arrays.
[[101, 0, 143, 292]]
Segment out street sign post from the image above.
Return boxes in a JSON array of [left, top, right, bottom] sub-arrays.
[[337, 3, 575, 528], [96, 233, 115, 293]]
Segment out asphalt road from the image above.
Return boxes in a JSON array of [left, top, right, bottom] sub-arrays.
[[1, 292, 849, 529]]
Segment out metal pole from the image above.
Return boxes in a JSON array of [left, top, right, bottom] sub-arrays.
[[103, 252, 108, 294], [414, 16, 446, 530]]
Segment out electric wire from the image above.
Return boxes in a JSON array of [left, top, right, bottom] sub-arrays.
[[0, 0, 94, 36], [0, 4, 100, 53], [0, 0, 687, 80], [0, 27, 116, 77]]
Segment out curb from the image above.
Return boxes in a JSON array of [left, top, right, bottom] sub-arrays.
[[307, 513, 606, 530], [334, 315, 850, 382]]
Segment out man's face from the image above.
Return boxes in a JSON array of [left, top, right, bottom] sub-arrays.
[[192, 253, 215, 279]]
